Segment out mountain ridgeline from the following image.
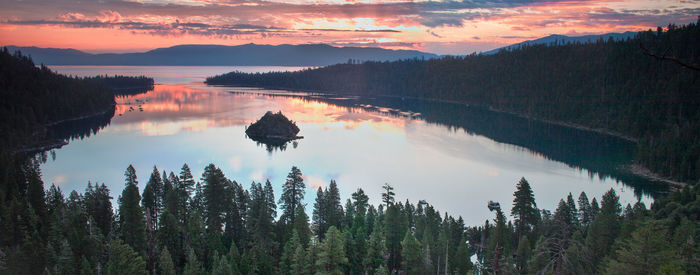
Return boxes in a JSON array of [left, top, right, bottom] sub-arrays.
[[4, 44, 438, 66], [206, 21, 700, 182]]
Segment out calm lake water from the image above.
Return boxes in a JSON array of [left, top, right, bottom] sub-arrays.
[[43, 66, 662, 225]]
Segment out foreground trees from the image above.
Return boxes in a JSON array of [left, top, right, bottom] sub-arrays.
[[0, 159, 698, 274]]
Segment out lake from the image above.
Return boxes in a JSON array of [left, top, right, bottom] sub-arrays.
[[42, 66, 663, 225]]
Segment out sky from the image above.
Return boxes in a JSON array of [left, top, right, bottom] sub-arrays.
[[1, 0, 698, 55]]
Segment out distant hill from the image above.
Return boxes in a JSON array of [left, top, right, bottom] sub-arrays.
[[482, 32, 637, 55], [3, 44, 438, 66]]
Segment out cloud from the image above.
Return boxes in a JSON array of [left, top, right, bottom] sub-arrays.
[[304, 174, 327, 190], [1, 0, 698, 54]]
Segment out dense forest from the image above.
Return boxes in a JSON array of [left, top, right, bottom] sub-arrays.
[[0, 48, 116, 151], [83, 75, 154, 96], [207, 21, 700, 183], [0, 48, 154, 152], [0, 160, 697, 274]]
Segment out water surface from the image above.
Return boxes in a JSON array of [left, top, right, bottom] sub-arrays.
[[42, 66, 661, 225]]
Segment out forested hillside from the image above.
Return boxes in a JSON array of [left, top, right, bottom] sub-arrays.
[[207, 21, 700, 182], [0, 48, 116, 151], [1, 161, 697, 274]]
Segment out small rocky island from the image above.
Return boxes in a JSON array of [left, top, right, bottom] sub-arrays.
[[245, 111, 302, 148]]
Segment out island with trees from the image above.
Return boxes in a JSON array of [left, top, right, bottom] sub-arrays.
[[245, 111, 302, 149]]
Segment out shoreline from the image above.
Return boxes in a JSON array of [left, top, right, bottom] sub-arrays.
[[623, 164, 686, 189], [45, 108, 113, 127]]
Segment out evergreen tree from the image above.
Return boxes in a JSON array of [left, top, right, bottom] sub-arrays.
[[590, 197, 600, 219], [294, 204, 312, 247], [226, 241, 241, 275], [566, 193, 579, 226], [281, 230, 302, 275], [312, 187, 327, 238], [201, 164, 230, 233], [578, 191, 592, 226], [364, 219, 385, 274], [183, 247, 204, 275], [279, 166, 305, 226], [586, 189, 621, 267], [118, 165, 146, 254], [604, 223, 672, 274], [401, 231, 422, 274], [511, 177, 538, 238], [247, 182, 276, 253], [381, 183, 395, 207], [351, 188, 370, 215], [142, 166, 163, 228], [515, 235, 530, 273], [487, 209, 508, 275], [106, 239, 147, 275], [211, 250, 232, 275], [315, 226, 347, 275], [159, 247, 175, 275], [84, 182, 113, 237], [325, 180, 343, 230], [384, 203, 407, 272], [454, 236, 472, 275]]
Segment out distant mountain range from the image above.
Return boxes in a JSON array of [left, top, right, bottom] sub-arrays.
[[482, 31, 638, 55], [3, 44, 438, 66]]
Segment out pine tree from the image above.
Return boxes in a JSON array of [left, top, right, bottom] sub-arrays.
[[381, 183, 395, 207], [364, 220, 385, 274], [578, 192, 592, 226], [511, 177, 538, 238], [211, 250, 232, 275], [294, 204, 312, 247], [84, 182, 113, 237], [401, 231, 422, 274], [586, 189, 621, 267], [590, 197, 600, 218], [326, 180, 343, 230], [312, 187, 327, 238], [281, 230, 302, 275], [455, 236, 473, 275], [226, 241, 241, 274], [159, 247, 175, 275], [566, 193, 579, 226], [247, 182, 276, 253], [351, 188, 370, 215], [183, 247, 204, 275], [106, 239, 147, 275], [384, 203, 407, 271], [201, 164, 230, 232], [142, 166, 163, 229], [487, 209, 508, 275], [604, 223, 672, 274], [515, 235, 530, 273], [315, 226, 347, 275], [280, 166, 305, 226], [118, 165, 146, 254]]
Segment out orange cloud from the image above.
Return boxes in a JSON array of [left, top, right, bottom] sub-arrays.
[[1, 0, 697, 54]]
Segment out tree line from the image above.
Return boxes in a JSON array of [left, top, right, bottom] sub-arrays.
[[206, 20, 700, 183], [82, 75, 154, 96], [1, 159, 697, 274]]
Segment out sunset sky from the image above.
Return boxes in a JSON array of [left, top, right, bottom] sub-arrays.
[[1, 0, 698, 55]]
